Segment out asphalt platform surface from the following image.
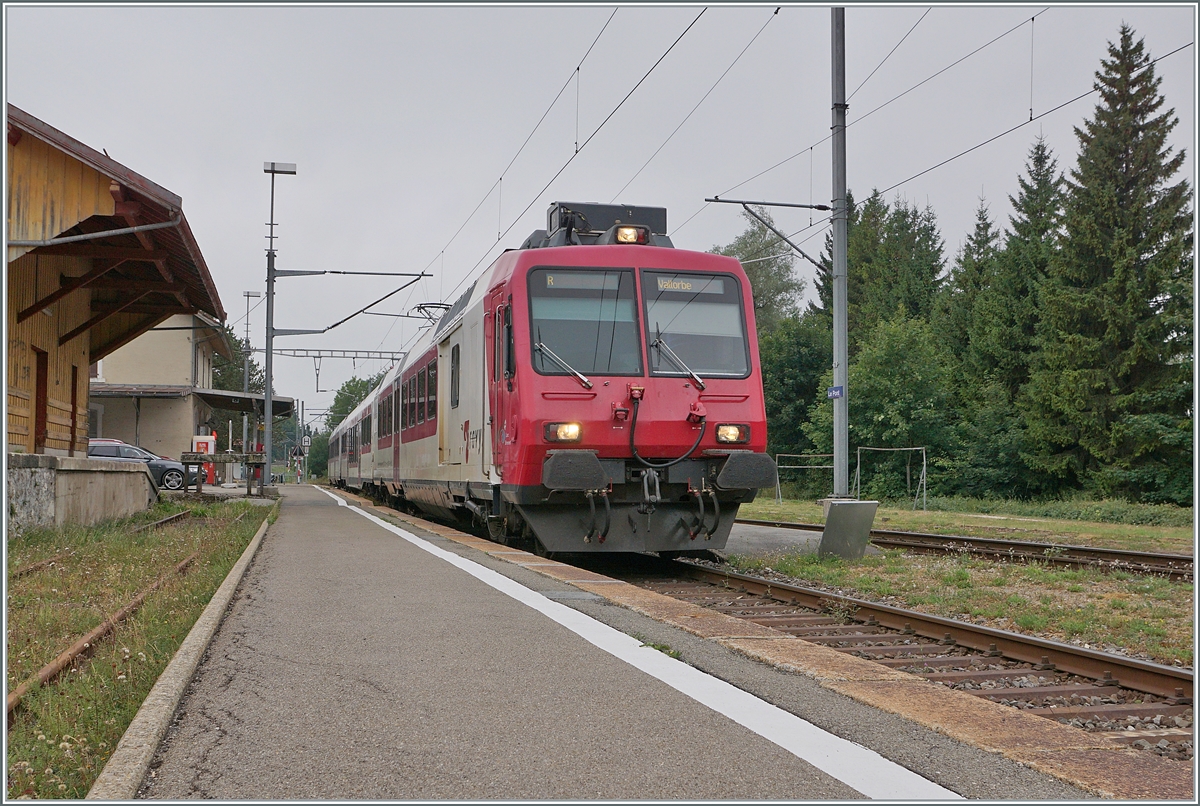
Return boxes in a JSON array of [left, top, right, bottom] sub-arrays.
[[138, 485, 1091, 800]]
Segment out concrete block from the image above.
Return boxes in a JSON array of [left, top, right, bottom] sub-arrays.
[[818, 500, 878, 559], [6, 454, 157, 533]]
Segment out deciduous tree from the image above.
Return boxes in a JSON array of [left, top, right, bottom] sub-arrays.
[[710, 206, 805, 332]]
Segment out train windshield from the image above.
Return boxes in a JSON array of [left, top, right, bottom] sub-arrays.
[[528, 268, 643, 375], [642, 271, 750, 378]]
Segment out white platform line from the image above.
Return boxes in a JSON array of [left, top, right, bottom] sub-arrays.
[[318, 488, 960, 800]]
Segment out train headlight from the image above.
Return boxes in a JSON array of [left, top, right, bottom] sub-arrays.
[[615, 225, 649, 244], [715, 424, 750, 444], [544, 422, 582, 442]]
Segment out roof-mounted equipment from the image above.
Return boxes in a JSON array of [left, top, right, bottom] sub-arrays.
[[520, 202, 674, 249]]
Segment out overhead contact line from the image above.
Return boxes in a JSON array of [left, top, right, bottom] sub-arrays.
[[443, 8, 710, 305], [674, 8, 1051, 239]]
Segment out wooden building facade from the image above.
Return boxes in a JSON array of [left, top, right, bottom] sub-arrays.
[[7, 104, 225, 456]]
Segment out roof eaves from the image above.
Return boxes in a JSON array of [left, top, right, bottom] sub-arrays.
[[7, 104, 182, 212]]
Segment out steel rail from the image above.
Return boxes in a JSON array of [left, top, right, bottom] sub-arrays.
[[673, 561, 1194, 700], [131, 510, 192, 534], [736, 518, 1193, 580]]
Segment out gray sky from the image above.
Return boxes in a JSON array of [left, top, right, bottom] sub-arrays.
[[5, 3, 1195, 426]]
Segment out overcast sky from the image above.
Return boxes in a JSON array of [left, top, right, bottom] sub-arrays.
[[5, 3, 1195, 426]]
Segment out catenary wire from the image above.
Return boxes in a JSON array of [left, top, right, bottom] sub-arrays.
[[413, 8, 620, 299], [672, 8, 1049, 239], [873, 41, 1193, 199], [719, 38, 1192, 268], [847, 8, 930, 101], [441, 7, 709, 304], [370, 10, 620, 353], [608, 7, 780, 202]]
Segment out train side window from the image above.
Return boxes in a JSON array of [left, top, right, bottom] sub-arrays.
[[494, 308, 503, 383], [450, 345, 460, 408], [503, 305, 514, 380], [394, 386, 401, 434], [427, 360, 438, 422], [417, 367, 427, 424], [408, 378, 416, 428], [401, 381, 408, 430]]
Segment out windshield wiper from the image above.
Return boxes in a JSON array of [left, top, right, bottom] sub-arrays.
[[652, 327, 706, 390], [535, 342, 593, 389]]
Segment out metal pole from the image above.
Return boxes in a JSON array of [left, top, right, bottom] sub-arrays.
[[294, 399, 301, 482], [261, 162, 296, 491], [264, 173, 277, 490], [242, 291, 257, 481], [831, 8, 849, 498]]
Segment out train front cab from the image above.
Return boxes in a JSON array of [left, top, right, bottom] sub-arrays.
[[484, 244, 777, 555]]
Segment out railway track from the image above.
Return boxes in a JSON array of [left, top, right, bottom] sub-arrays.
[[587, 555, 1194, 761], [736, 518, 1194, 580]]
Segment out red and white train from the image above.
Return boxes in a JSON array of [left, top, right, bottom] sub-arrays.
[[329, 202, 777, 555]]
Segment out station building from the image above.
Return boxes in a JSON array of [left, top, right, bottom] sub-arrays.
[[6, 104, 226, 527]]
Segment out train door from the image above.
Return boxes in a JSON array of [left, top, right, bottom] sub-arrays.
[[486, 289, 516, 477], [471, 319, 488, 478], [393, 379, 403, 484], [440, 330, 465, 466]]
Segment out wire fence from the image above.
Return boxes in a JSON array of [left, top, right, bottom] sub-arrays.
[[852, 446, 927, 510], [773, 453, 834, 503]]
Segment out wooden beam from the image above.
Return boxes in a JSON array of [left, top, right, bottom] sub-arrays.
[[59, 291, 150, 345], [78, 278, 187, 294], [110, 183, 183, 306], [89, 310, 174, 364], [17, 259, 125, 323], [32, 244, 169, 261], [95, 304, 195, 316]]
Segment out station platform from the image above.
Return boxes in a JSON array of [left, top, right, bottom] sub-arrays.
[[129, 486, 1185, 800]]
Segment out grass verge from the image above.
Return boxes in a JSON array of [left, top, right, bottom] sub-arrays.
[[6, 499, 271, 799], [725, 549, 1193, 667], [741, 497, 1195, 554]]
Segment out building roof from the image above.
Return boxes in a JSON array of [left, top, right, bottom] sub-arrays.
[[7, 104, 226, 363], [89, 383, 294, 418]]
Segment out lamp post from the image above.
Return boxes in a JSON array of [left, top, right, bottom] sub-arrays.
[[263, 162, 296, 492]]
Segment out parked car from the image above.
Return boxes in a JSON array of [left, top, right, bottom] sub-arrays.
[[86, 439, 196, 490]]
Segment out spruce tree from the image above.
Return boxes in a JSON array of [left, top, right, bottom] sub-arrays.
[[938, 200, 999, 359], [970, 137, 1064, 398], [812, 191, 945, 353], [949, 139, 1065, 498], [1022, 26, 1193, 503]]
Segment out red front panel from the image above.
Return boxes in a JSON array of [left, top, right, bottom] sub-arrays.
[[493, 245, 768, 487]]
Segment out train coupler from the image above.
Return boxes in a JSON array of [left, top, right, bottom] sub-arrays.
[[637, 469, 661, 516], [583, 490, 612, 544], [680, 487, 707, 540], [704, 489, 720, 539]]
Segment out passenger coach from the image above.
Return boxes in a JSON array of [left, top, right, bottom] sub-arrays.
[[331, 202, 778, 555]]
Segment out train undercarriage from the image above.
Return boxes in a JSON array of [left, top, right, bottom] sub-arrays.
[[343, 450, 776, 558]]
